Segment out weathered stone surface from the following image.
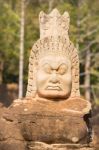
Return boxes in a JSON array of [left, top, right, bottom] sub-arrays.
[[0, 97, 91, 144], [20, 113, 87, 143], [0, 118, 23, 141], [26, 141, 94, 150], [0, 100, 93, 149], [0, 141, 26, 150]]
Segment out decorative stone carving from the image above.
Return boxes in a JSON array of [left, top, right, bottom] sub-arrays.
[[0, 9, 93, 150], [26, 9, 80, 99]]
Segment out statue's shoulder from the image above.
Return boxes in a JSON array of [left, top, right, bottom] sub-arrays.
[[8, 97, 36, 113], [63, 97, 91, 114]]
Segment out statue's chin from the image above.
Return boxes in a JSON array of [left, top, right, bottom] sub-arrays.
[[37, 90, 71, 100]]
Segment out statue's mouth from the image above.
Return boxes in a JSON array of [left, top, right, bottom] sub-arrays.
[[46, 86, 62, 91]]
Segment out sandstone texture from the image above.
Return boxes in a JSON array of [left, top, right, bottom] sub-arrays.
[[0, 97, 93, 150]]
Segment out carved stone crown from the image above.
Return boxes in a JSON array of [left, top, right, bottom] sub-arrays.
[[39, 8, 70, 40]]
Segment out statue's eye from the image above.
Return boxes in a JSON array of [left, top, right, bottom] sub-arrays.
[[44, 64, 52, 74], [58, 64, 67, 75]]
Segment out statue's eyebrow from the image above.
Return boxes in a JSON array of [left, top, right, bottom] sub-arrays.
[[42, 62, 51, 66], [58, 63, 67, 68], [40, 59, 50, 64], [58, 62, 67, 66], [41, 62, 51, 68]]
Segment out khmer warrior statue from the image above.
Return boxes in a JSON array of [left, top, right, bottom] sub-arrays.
[[0, 9, 92, 150]]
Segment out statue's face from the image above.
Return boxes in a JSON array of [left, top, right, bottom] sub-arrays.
[[36, 55, 72, 99]]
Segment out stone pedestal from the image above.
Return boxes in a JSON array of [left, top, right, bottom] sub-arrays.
[[0, 97, 92, 150]]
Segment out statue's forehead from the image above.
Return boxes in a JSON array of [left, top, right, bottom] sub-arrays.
[[38, 55, 71, 66]]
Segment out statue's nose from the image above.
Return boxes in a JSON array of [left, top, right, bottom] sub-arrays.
[[49, 72, 59, 83]]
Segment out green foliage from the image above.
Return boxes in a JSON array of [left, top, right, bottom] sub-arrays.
[[0, 1, 20, 83], [77, 0, 99, 87]]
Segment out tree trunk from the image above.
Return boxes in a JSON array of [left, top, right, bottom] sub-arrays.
[[84, 49, 91, 101], [48, 0, 54, 12], [19, 0, 25, 99]]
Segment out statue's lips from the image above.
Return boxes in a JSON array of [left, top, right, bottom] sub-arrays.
[[46, 86, 62, 91]]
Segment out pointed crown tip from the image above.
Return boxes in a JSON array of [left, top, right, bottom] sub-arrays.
[[49, 8, 60, 15]]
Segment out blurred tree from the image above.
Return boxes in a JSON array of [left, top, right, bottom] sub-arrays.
[[0, 0, 20, 84], [19, 0, 25, 98], [76, 0, 99, 101]]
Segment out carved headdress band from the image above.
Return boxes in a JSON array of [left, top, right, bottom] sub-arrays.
[[26, 9, 80, 98]]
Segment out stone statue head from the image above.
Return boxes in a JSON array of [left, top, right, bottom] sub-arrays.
[[26, 9, 80, 100]]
